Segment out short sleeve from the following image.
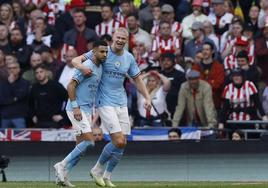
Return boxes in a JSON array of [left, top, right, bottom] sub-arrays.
[[248, 81, 258, 95], [83, 50, 93, 60], [128, 54, 141, 78], [72, 69, 84, 84]]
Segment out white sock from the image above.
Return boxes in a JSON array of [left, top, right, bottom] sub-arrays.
[[103, 170, 111, 180]]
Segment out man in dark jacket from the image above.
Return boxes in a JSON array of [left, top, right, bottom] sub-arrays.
[[0, 61, 30, 128]]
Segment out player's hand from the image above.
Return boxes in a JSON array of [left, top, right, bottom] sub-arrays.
[[81, 67, 92, 77], [144, 99, 152, 111], [52, 115, 63, 122], [73, 108, 82, 121]]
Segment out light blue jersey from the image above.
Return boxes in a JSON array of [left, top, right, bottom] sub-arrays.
[[66, 59, 102, 113], [84, 47, 140, 107]]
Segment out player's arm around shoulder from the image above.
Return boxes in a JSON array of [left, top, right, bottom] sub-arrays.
[[67, 79, 82, 121], [71, 53, 92, 77]]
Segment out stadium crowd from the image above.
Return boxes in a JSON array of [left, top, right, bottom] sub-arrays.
[[0, 0, 268, 139]]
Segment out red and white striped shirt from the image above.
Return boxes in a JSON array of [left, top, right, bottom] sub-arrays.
[[224, 54, 254, 70], [222, 81, 258, 120], [43, 1, 65, 25], [151, 21, 183, 37], [115, 12, 127, 28], [95, 19, 121, 37], [151, 36, 180, 54]]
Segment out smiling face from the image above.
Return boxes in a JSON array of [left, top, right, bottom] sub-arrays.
[[112, 28, 128, 51]]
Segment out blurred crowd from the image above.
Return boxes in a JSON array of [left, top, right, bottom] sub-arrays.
[[0, 0, 268, 139]]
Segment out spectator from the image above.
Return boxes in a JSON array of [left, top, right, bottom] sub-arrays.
[[95, 3, 121, 37], [172, 70, 217, 128], [184, 21, 216, 59], [29, 64, 68, 128], [160, 4, 183, 38], [208, 0, 233, 36], [92, 126, 104, 141], [22, 52, 53, 85], [151, 21, 181, 60], [127, 12, 152, 51], [10, 27, 33, 71], [139, 0, 160, 32], [12, 0, 25, 21], [26, 17, 55, 48], [0, 23, 11, 54], [224, 36, 253, 75], [245, 4, 261, 38], [137, 71, 171, 127], [255, 20, 268, 82], [115, 0, 133, 27], [56, 48, 77, 89], [203, 20, 220, 51], [4, 53, 17, 65], [219, 68, 268, 133], [181, 0, 209, 40], [0, 3, 16, 30], [232, 130, 244, 141], [234, 50, 260, 84], [160, 53, 186, 118], [192, 42, 225, 109], [0, 49, 7, 81], [221, 18, 243, 56], [64, 9, 98, 55], [150, 4, 162, 37], [168, 128, 182, 140], [0, 61, 30, 128]]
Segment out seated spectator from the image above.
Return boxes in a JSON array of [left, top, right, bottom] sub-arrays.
[[0, 3, 16, 31], [151, 21, 181, 61], [4, 53, 17, 65], [0, 49, 7, 81], [245, 4, 261, 38], [172, 70, 217, 128], [56, 48, 77, 89], [219, 68, 268, 135], [184, 21, 216, 60], [192, 42, 225, 109], [22, 52, 53, 85], [29, 64, 68, 128], [160, 53, 185, 118], [115, 0, 133, 28], [137, 71, 171, 127], [168, 128, 182, 140], [150, 4, 162, 38], [0, 61, 30, 128], [181, 0, 209, 40], [232, 130, 244, 141]]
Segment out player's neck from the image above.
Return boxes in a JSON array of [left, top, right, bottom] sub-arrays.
[[92, 56, 101, 67], [111, 45, 123, 55]]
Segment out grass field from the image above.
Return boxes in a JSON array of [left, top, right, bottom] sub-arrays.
[[0, 182, 268, 188]]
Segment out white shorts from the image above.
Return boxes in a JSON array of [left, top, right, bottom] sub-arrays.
[[67, 110, 92, 137], [98, 106, 131, 135]]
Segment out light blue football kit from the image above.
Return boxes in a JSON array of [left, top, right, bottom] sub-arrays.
[[85, 47, 141, 181], [63, 59, 102, 173]]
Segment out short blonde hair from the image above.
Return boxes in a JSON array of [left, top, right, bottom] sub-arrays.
[[114, 27, 129, 37]]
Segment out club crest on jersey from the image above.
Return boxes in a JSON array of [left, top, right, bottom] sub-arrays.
[[114, 61, 121, 69]]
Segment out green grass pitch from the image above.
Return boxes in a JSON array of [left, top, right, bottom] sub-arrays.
[[1, 182, 268, 188]]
